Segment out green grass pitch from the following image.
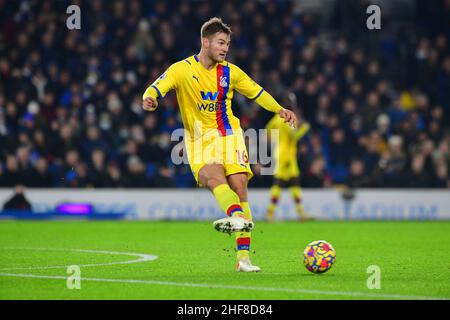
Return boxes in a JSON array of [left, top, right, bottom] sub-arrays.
[[0, 220, 449, 300]]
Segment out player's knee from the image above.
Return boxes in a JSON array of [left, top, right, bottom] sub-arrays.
[[203, 175, 227, 190], [199, 165, 226, 190], [230, 184, 247, 202], [203, 178, 217, 190]]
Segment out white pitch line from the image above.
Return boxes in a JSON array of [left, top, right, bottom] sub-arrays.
[[0, 248, 158, 271], [1, 248, 448, 300], [0, 272, 448, 300]]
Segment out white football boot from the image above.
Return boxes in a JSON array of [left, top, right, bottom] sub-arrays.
[[236, 258, 261, 272], [213, 215, 254, 234]]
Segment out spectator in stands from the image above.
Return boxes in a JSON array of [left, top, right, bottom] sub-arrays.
[[28, 157, 53, 187], [0, 0, 448, 189], [303, 156, 331, 188], [433, 162, 449, 188], [0, 155, 21, 187], [346, 159, 372, 188], [2, 185, 32, 211], [377, 135, 407, 188], [122, 155, 150, 188], [88, 149, 108, 188], [104, 161, 123, 188], [404, 154, 432, 188]]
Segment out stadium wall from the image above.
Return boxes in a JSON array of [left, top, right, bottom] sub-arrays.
[[0, 189, 449, 220]]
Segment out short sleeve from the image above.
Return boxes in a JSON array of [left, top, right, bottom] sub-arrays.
[[149, 63, 180, 98]]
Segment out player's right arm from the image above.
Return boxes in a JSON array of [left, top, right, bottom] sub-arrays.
[[142, 63, 180, 111]]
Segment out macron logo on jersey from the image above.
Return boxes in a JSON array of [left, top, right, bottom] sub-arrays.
[[200, 91, 219, 101]]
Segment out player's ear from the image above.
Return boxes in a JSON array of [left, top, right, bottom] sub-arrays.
[[201, 37, 209, 49]]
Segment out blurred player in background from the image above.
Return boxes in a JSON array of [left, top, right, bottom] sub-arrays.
[[265, 93, 312, 222], [142, 17, 297, 272]]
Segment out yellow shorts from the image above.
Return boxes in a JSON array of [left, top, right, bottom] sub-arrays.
[[274, 159, 300, 181], [185, 129, 253, 186]]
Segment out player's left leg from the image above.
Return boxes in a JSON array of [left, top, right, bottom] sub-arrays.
[[227, 172, 260, 272], [198, 164, 254, 233]]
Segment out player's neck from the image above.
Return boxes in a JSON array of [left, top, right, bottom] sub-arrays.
[[198, 50, 218, 70]]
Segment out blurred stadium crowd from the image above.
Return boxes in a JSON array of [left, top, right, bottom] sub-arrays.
[[0, 0, 449, 189]]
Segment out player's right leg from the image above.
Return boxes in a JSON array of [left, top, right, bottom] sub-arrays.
[[198, 164, 254, 233], [226, 172, 260, 272]]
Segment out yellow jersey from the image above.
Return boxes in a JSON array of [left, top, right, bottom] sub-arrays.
[[266, 115, 310, 165], [143, 54, 273, 140]]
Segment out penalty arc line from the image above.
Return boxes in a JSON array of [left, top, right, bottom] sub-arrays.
[[0, 272, 448, 300], [0, 248, 158, 271]]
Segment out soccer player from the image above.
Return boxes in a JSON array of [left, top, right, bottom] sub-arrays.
[[265, 106, 312, 222], [142, 17, 297, 272]]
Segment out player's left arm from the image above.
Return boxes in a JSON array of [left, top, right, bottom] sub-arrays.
[[233, 65, 297, 127]]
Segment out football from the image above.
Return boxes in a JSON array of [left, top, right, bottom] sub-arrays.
[[303, 240, 336, 274]]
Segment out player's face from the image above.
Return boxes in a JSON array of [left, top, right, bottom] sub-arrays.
[[206, 32, 231, 63]]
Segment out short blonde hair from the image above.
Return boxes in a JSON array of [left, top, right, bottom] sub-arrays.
[[200, 17, 232, 39]]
